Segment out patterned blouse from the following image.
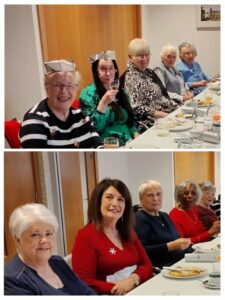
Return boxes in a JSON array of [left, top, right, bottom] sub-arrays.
[[122, 62, 179, 132]]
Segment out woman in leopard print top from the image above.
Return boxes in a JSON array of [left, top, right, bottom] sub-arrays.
[[120, 38, 180, 133]]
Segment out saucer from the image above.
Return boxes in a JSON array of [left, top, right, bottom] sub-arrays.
[[203, 281, 220, 290]]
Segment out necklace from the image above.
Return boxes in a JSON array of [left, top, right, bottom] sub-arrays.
[[182, 208, 198, 224]]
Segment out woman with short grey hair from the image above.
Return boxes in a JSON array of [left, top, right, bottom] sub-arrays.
[[154, 44, 193, 102], [5, 203, 97, 295], [135, 180, 192, 269], [176, 42, 209, 95], [169, 180, 220, 244], [19, 59, 100, 148], [197, 181, 220, 230]]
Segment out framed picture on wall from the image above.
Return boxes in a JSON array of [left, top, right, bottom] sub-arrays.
[[196, 5, 220, 29]]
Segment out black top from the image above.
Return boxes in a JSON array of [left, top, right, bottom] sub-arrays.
[[19, 99, 101, 148], [135, 210, 192, 268], [4, 254, 97, 295], [210, 194, 221, 220]]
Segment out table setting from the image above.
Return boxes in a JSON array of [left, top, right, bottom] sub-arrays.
[[127, 235, 221, 295], [124, 85, 220, 149]]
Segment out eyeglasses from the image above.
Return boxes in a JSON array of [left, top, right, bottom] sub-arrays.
[[29, 230, 56, 241], [98, 67, 116, 74], [134, 54, 151, 60], [48, 82, 77, 91]]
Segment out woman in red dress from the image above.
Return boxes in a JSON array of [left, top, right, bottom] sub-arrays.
[[169, 180, 220, 244]]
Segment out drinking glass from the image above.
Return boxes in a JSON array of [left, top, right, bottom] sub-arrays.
[[204, 89, 213, 103], [103, 137, 119, 149], [155, 119, 169, 137], [203, 116, 213, 132], [110, 79, 120, 90]]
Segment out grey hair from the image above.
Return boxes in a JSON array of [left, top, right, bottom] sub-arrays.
[[199, 180, 216, 192], [178, 42, 197, 59], [139, 180, 163, 200], [9, 203, 59, 238], [128, 38, 150, 57], [174, 180, 202, 204], [160, 44, 177, 60]]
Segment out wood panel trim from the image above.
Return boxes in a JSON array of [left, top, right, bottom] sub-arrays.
[[85, 152, 98, 200]]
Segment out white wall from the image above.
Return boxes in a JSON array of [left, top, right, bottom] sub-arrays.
[[142, 5, 220, 77], [97, 151, 221, 213], [97, 152, 130, 185], [5, 5, 45, 120], [4, 4, 221, 120], [97, 152, 175, 213]]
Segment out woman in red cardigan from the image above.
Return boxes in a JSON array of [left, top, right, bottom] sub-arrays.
[[72, 178, 152, 295], [169, 180, 220, 244]]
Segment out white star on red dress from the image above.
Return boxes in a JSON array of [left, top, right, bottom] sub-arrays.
[[109, 248, 117, 255]]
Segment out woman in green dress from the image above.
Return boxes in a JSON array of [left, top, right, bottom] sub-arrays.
[[79, 51, 139, 146]]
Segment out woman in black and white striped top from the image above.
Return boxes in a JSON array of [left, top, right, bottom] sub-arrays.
[[19, 59, 100, 148]]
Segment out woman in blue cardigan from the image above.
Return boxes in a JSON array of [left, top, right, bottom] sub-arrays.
[[176, 42, 209, 95], [135, 180, 193, 269], [4, 203, 96, 295]]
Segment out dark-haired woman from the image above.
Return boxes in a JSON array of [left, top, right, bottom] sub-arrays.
[[72, 178, 152, 295], [169, 180, 220, 244], [79, 51, 139, 146]]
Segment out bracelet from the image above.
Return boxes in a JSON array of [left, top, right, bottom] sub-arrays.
[[129, 274, 140, 287]]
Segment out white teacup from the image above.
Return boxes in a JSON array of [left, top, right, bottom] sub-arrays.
[[208, 271, 220, 287]]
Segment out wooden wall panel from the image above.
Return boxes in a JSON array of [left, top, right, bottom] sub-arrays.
[[38, 5, 141, 93], [58, 153, 84, 253], [85, 152, 98, 199], [4, 153, 38, 261], [174, 152, 215, 186]]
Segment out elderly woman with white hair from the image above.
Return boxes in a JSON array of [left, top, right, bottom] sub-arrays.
[[176, 42, 210, 95], [4, 203, 97, 295], [197, 180, 220, 231], [135, 180, 192, 269], [154, 45, 193, 102], [19, 59, 100, 148], [120, 38, 180, 133], [169, 180, 220, 244]]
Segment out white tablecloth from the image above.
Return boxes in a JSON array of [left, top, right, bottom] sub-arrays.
[[124, 87, 220, 149], [128, 237, 220, 295]]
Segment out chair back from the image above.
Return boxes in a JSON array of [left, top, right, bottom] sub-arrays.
[[64, 253, 72, 268], [5, 120, 21, 148], [72, 99, 80, 109]]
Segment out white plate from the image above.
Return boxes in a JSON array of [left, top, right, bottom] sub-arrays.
[[207, 82, 221, 91], [175, 113, 194, 120], [169, 120, 193, 132], [196, 100, 215, 108], [162, 267, 208, 279], [192, 240, 220, 253], [203, 281, 220, 290]]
